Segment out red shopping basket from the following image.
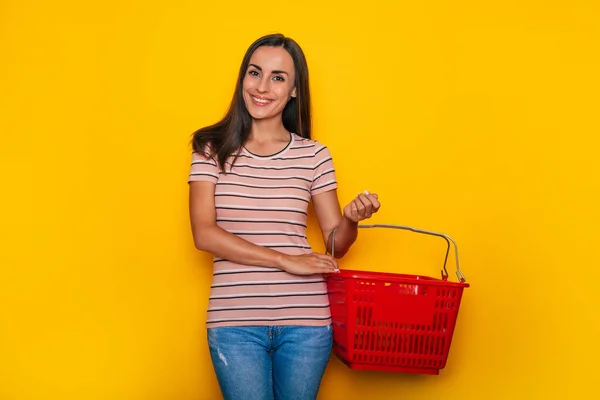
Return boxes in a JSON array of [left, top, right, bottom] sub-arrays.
[[325, 224, 469, 375]]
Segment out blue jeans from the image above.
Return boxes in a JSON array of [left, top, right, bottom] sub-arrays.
[[207, 325, 333, 400]]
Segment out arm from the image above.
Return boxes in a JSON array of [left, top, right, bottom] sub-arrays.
[[189, 181, 338, 274], [312, 189, 381, 258], [189, 181, 285, 267]]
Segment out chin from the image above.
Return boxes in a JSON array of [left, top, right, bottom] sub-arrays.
[[246, 109, 269, 120], [245, 104, 278, 121]]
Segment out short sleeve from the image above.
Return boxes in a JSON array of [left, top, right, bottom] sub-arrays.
[[311, 144, 338, 195], [188, 150, 219, 184]]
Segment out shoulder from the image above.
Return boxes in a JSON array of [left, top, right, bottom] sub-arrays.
[[290, 134, 331, 156], [191, 145, 218, 166], [192, 140, 216, 157]]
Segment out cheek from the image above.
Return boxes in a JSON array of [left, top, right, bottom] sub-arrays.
[[241, 81, 249, 93], [276, 84, 295, 100], [242, 76, 254, 92]]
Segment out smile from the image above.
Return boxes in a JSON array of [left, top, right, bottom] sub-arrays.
[[251, 95, 274, 105]]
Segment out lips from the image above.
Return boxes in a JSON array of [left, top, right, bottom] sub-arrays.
[[250, 95, 274, 106]]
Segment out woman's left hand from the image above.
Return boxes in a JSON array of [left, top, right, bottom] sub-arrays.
[[343, 190, 381, 223]]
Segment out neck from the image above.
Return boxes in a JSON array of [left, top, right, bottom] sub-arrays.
[[249, 118, 289, 143]]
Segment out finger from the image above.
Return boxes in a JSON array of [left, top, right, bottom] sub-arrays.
[[315, 253, 338, 269], [350, 201, 359, 221], [354, 197, 370, 220], [317, 260, 337, 273], [322, 254, 340, 272], [356, 194, 373, 216], [354, 198, 366, 217], [370, 197, 381, 212], [362, 192, 379, 205], [323, 261, 338, 271], [326, 257, 338, 270], [363, 190, 378, 200], [362, 193, 381, 214]]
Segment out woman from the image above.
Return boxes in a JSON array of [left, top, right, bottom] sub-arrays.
[[188, 33, 381, 400]]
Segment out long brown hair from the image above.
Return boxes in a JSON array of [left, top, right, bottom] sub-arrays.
[[191, 33, 312, 171]]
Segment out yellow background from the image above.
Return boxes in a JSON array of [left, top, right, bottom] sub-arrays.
[[1, 0, 599, 399]]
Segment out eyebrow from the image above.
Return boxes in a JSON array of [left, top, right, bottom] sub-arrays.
[[249, 64, 289, 75]]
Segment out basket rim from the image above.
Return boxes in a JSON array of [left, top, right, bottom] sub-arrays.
[[326, 268, 470, 288]]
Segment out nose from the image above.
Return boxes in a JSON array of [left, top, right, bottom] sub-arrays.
[[257, 76, 269, 93]]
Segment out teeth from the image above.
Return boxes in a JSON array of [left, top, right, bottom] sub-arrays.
[[252, 96, 272, 104]]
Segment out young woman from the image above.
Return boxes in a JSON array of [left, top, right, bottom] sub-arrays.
[[188, 33, 381, 400]]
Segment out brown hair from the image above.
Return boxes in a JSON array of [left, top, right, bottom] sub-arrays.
[[191, 33, 312, 171]]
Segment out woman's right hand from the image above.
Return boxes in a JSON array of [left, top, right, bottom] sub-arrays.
[[278, 253, 339, 276]]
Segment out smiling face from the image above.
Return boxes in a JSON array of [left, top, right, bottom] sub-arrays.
[[242, 45, 297, 122]]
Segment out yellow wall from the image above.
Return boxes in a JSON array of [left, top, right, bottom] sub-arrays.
[[1, 0, 599, 399]]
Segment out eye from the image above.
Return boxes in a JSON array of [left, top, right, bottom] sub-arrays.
[[273, 75, 285, 82], [248, 70, 259, 76]]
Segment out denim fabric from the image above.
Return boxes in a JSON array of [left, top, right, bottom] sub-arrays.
[[207, 325, 333, 400]]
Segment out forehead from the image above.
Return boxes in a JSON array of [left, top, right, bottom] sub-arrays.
[[249, 46, 295, 73]]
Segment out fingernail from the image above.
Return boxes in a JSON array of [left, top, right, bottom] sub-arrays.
[[364, 190, 370, 195]]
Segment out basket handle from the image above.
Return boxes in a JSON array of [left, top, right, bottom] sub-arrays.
[[328, 223, 467, 283]]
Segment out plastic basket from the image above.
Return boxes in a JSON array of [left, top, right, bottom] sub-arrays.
[[325, 224, 470, 375]]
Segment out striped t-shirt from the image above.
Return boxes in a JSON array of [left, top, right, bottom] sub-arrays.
[[188, 133, 338, 328]]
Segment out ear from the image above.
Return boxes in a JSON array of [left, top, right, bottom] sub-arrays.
[[291, 87, 297, 98]]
